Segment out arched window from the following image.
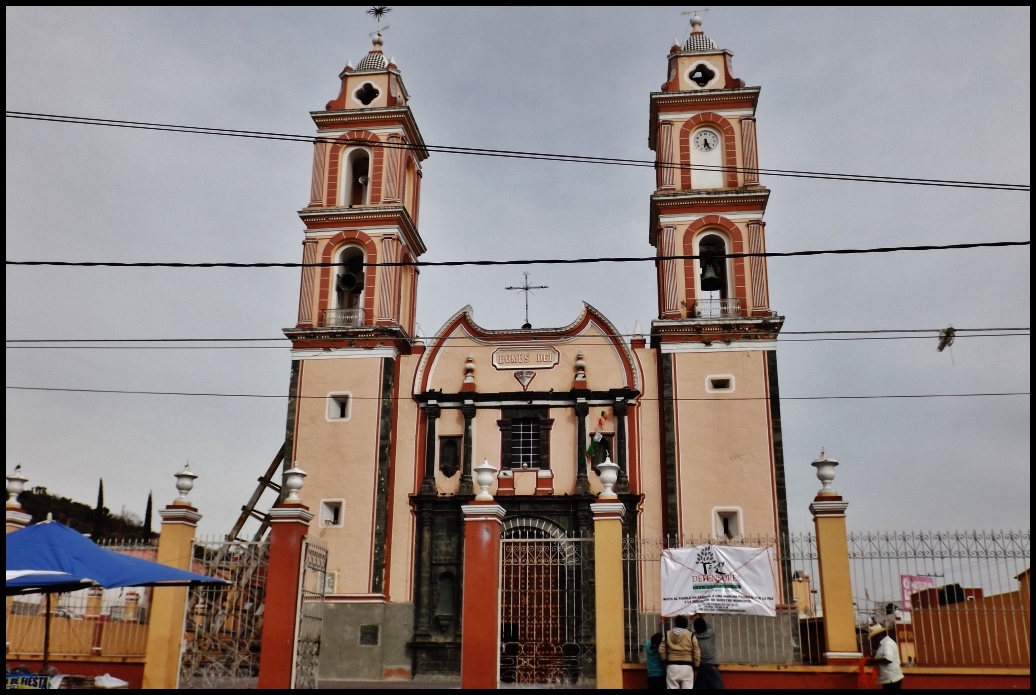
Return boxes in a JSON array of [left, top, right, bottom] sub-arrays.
[[695, 233, 736, 317], [690, 127, 724, 189], [329, 245, 365, 327], [343, 148, 371, 206]]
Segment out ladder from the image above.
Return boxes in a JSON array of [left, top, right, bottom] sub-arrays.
[[226, 443, 285, 542]]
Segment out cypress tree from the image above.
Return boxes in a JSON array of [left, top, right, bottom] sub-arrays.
[[143, 491, 154, 542], [92, 478, 105, 539]]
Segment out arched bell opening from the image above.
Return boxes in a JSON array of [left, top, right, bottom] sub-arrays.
[[343, 147, 371, 206], [330, 245, 366, 327], [696, 233, 734, 318]]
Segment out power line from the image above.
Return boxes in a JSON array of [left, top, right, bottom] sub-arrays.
[[5, 240, 1030, 269], [3, 333, 1029, 349], [5, 386, 1029, 402], [5, 328, 1028, 343], [6, 111, 1029, 192]]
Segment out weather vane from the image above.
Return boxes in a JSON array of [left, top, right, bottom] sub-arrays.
[[505, 272, 549, 330], [367, 6, 391, 21]]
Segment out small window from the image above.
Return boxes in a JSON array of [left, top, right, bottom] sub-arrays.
[[324, 571, 338, 594], [706, 375, 735, 393], [359, 624, 380, 646], [716, 510, 741, 540], [327, 393, 351, 420], [320, 499, 344, 528], [687, 63, 716, 87], [353, 82, 380, 106], [439, 436, 461, 478]]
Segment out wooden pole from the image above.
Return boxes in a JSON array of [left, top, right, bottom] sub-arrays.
[[43, 593, 52, 672]]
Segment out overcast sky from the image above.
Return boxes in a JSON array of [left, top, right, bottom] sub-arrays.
[[6, 7, 1030, 535]]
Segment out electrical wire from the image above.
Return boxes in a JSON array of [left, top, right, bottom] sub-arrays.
[[4, 386, 1029, 401], [6, 240, 1030, 269], [3, 333, 1029, 349], [6, 111, 1029, 192]]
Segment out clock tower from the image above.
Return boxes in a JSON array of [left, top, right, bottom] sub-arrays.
[[645, 15, 789, 543]]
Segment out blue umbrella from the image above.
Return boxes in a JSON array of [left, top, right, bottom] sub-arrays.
[[6, 520, 224, 595], [6, 520, 226, 672]]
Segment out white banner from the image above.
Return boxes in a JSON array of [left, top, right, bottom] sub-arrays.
[[661, 545, 777, 617]]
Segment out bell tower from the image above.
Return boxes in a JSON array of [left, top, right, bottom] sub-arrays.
[[646, 16, 789, 544], [293, 32, 428, 339], [282, 33, 429, 602]]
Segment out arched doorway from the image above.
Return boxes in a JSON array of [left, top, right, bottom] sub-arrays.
[[499, 518, 595, 685]]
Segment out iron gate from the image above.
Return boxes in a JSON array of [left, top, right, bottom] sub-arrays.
[[292, 539, 327, 689], [179, 538, 269, 689], [499, 527, 595, 687]]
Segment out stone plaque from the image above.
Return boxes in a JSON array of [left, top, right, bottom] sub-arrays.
[[492, 346, 560, 370]]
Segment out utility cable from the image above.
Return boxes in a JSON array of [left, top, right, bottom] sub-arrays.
[[5, 240, 1030, 269], [5, 386, 1029, 402], [6, 111, 1029, 192]]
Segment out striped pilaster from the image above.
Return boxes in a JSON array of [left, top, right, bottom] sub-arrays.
[[747, 220, 768, 312], [659, 225, 681, 318], [658, 121, 675, 189], [297, 239, 318, 326], [741, 118, 759, 185], [309, 140, 327, 206]]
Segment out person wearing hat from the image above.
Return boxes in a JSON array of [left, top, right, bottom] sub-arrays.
[[867, 624, 905, 689]]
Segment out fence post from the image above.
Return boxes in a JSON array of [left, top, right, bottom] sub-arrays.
[[460, 459, 505, 689], [142, 465, 203, 689], [808, 451, 862, 664], [258, 465, 313, 689], [591, 500, 626, 689]]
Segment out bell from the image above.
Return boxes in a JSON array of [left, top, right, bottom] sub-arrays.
[[700, 263, 723, 292]]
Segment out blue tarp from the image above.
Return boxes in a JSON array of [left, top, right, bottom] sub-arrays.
[[5, 520, 224, 595]]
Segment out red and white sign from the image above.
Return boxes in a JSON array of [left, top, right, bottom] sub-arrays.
[[900, 575, 936, 611]]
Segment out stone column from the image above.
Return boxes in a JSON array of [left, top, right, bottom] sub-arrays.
[[460, 402, 476, 493], [592, 500, 626, 689], [657, 121, 675, 189], [658, 225, 681, 319], [142, 465, 203, 690], [574, 400, 589, 494], [808, 451, 862, 664], [740, 118, 759, 185], [6, 465, 31, 533], [420, 402, 440, 494], [613, 398, 629, 494], [258, 466, 314, 689], [459, 489, 505, 689], [297, 238, 318, 327]]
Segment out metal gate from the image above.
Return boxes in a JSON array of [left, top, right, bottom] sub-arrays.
[[179, 538, 269, 689], [292, 539, 327, 689], [499, 527, 595, 687]]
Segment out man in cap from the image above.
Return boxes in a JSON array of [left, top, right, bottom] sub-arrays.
[[867, 624, 905, 689]]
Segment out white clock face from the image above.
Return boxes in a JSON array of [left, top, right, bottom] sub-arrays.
[[694, 130, 720, 153]]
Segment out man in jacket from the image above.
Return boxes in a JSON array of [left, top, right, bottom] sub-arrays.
[[692, 616, 724, 689], [659, 615, 700, 689]]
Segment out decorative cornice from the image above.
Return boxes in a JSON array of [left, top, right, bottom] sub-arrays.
[[590, 501, 626, 520], [809, 497, 849, 518], [414, 387, 640, 408], [310, 106, 428, 159], [298, 205, 426, 257], [6, 508, 32, 527], [461, 503, 506, 522], [268, 505, 315, 523], [159, 505, 203, 526], [651, 316, 784, 348]]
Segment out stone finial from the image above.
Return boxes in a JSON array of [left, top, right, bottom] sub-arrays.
[[811, 448, 839, 495], [574, 351, 587, 386], [283, 463, 307, 503], [462, 354, 476, 391], [174, 463, 198, 504], [597, 454, 619, 500], [344, 60, 354, 72], [473, 458, 496, 502], [690, 14, 703, 32], [7, 465, 28, 508]]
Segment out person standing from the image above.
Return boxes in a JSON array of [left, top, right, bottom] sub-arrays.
[[645, 633, 666, 690], [867, 624, 905, 689], [659, 615, 700, 689], [692, 616, 723, 689]]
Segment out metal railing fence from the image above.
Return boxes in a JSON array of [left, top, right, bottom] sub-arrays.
[[847, 530, 1030, 667], [321, 307, 364, 327], [623, 533, 821, 665], [693, 297, 742, 318]]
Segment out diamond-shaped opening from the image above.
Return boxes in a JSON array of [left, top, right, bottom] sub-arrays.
[[354, 82, 380, 106], [688, 63, 716, 87]]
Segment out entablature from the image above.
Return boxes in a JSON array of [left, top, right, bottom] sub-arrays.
[[650, 315, 784, 349], [649, 189, 769, 245], [649, 87, 760, 149], [298, 205, 426, 256], [413, 387, 641, 410], [311, 106, 429, 160], [284, 324, 415, 355]]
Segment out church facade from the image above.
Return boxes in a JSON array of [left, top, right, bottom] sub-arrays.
[[283, 20, 788, 680]]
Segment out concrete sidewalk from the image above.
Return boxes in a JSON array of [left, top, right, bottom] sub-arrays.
[[319, 680, 460, 689]]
